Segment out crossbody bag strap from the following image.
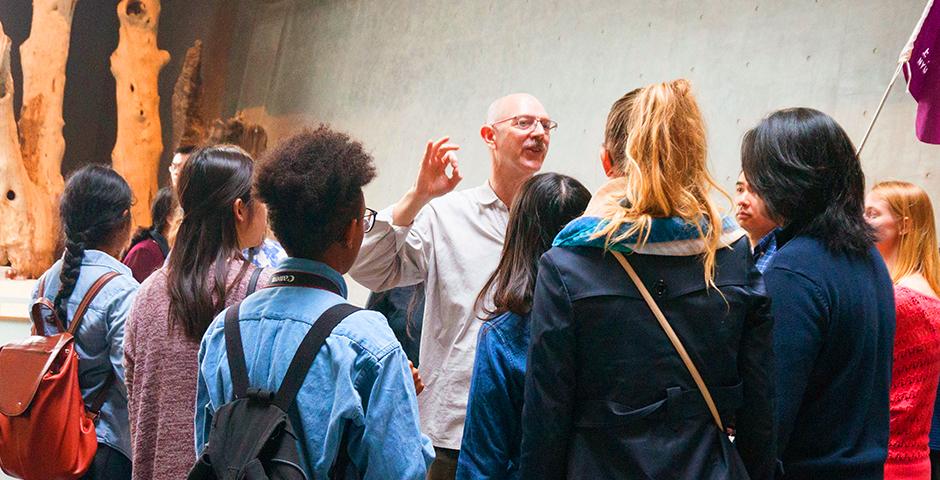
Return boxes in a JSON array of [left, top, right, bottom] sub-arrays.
[[611, 251, 725, 431], [87, 370, 115, 420]]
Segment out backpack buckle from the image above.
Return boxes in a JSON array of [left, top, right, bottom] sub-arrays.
[[246, 388, 275, 403]]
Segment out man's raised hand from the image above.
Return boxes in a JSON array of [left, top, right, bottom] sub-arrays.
[[391, 137, 463, 227], [413, 137, 462, 200]]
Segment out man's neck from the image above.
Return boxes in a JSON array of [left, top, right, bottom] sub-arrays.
[[489, 169, 531, 207], [747, 228, 774, 250]]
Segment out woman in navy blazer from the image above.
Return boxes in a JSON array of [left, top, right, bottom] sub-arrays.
[[519, 80, 777, 480]]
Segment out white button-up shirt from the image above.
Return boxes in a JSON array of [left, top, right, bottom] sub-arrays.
[[350, 182, 508, 449]]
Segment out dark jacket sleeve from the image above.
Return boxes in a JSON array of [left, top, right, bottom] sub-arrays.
[[733, 264, 778, 480], [519, 252, 576, 480], [762, 265, 828, 456]]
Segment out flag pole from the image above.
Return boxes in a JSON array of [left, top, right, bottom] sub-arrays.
[[857, 63, 903, 156]]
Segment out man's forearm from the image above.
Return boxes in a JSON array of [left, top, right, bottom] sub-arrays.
[[392, 189, 433, 226]]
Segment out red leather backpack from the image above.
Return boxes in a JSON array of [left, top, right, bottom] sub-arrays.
[[0, 272, 119, 480]]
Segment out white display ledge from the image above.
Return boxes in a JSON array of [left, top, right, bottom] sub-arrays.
[[0, 267, 36, 323]]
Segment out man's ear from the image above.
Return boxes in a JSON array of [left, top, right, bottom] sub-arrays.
[[343, 216, 359, 248], [480, 124, 497, 149], [600, 147, 617, 178]]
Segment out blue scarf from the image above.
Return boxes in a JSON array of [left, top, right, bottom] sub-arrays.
[[553, 215, 743, 256]]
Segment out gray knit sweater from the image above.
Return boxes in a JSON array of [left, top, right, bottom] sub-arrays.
[[123, 260, 270, 480]]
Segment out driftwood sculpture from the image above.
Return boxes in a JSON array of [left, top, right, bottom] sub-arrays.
[[172, 39, 205, 150], [0, 0, 79, 278], [207, 114, 269, 159], [111, 0, 169, 228]]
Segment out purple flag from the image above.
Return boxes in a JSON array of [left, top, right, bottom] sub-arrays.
[[903, 0, 940, 144]]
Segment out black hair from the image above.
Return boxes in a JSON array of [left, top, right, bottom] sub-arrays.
[[175, 144, 197, 155], [126, 187, 176, 251], [166, 145, 255, 341], [741, 107, 875, 256], [476, 173, 591, 317], [255, 125, 376, 258], [55, 165, 132, 322]]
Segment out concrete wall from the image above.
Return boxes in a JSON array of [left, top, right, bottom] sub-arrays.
[[220, 0, 939, 304]]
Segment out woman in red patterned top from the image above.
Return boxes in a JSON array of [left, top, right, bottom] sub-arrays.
[[865, 180, 940, 480]]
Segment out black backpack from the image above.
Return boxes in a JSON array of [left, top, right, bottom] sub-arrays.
[[188, 300, 361, 480]]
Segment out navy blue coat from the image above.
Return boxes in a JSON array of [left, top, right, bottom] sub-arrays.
[[766, 231, 895, 479], [519, 236, 777, 479]]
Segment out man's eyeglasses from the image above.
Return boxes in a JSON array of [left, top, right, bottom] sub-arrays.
[[490, 115, 558, 134], [363, 207, 377, 233]]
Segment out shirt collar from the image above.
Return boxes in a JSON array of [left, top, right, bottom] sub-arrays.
[[274, 257, 348, 298], [82, 249, 134, 277], [754, 228, 780, 254], [472, 181, 503, 207]]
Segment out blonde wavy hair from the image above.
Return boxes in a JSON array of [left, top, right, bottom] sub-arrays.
[[871, 181, 940, 294], [592, 79, 731, 287]]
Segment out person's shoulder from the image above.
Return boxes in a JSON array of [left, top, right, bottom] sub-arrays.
[[480, 311, 527, 345], [427, 184, 492, 213], [137, 266, 168, 292], [334, 308, 402, 360], [131, 267, 169, 311], [767, 235, 828, 272]]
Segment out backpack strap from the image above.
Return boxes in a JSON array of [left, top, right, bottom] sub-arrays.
[[30, 274, 59, 334], [273, 303, 361, 412], [87, 370, 115, 420], [67, 272, 121, 335], [246, 267, 264, 295], [224, 302, 251, 399]]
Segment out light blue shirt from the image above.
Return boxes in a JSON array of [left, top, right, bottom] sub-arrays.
[[32, 249, 140, 459], [195, 257, 434, 479]]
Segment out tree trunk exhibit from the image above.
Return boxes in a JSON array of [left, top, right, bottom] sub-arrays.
[[172, 39, 205, 151], [0, 0, 79, 278], [111, 0, 169, 228]]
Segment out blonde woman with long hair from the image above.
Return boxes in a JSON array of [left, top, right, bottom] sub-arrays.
[[519, 80, 775, 479], [865, 181, 940, 480]]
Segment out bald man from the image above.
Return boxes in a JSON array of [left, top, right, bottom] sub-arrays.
[[350, 93, 553, 479]]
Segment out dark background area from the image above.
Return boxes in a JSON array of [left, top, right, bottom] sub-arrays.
[[0, 0, 238, 186]]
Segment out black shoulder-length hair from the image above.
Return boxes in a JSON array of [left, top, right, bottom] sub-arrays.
[[475, 173, 591, 318], [166, 145, 255, 341], [127, 186, 176, 251], [741, 107, 875, 256]]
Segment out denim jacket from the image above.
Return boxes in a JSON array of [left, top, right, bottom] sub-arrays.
[[457, 311, 529, 480], [32, 249, 140, 459], [195, 257, 434, 479]]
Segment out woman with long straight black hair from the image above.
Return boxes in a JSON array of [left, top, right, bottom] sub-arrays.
[[457, 172, 591, 480], [32, 165, 139, 479], [124, 145, 270, 480]]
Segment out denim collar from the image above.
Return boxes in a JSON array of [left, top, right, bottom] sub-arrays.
[[273, 257, 348, 299], [81, 249, 134, 277]]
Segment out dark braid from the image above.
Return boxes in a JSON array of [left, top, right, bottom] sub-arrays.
[[51, 165, 132, 327], [54, 232, 87, 323]]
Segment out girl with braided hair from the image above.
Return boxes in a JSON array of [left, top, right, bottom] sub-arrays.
[[124, 145, 270, 480], [31, 164, 140, 479]]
